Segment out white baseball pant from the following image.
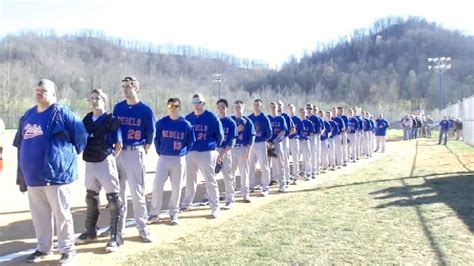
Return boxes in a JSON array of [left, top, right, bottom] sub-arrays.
[[376, 136, 386, 151], [333, 134, 343, 166], [249, 141, 271, 192], [231, 146, 251, 199], [299, 139, 311, 176], [270, 141, 286, 190], [289, 138, 300, 178], [218, 148, 235, 204], [320, 139, 329, 169], [348, 133, 357, 161], [150, 155, 185, 217], [181, 150, 220, 212], [117, 148, 148, 233]]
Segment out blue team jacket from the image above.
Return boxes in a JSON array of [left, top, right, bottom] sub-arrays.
[[13, 104, 88, 189]]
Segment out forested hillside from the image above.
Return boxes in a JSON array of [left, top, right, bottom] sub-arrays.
[[244, 17, 474, 111], [1, 17, 473, 127]]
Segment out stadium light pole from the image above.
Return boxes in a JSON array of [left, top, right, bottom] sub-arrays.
[[212, 73, 224, 99], [427, 57, 452, 110]]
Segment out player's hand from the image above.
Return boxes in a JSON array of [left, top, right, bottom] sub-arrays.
[[290, 127, 297, 135], [243, 150, 250, 161], [237, 124, 245, 132], [144, 144, 151, 154], [114, 142, 123, 157]]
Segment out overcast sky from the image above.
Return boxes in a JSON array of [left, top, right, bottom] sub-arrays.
[[0, 0, 471, 67]]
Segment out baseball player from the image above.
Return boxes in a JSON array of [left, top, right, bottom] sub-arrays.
[[277, 100, 295, 184], [375, 113, 390, 152], [14, 79, 87, 264], [299, 107, 314, 179], [370, 114, 377, 153], [347, 109, 359, 162], [337, 107, 349, 165], [268, 102, 288, 192], [319, 110, 331, 172], [216, 99, 238, 209], [147, 98, 195, 226], [113, 76, 156, 243], [362, 112, 373, 157], [288, 104, 303, 183], [332, 107, 346, 168], [248, 99, 273, 197], [307, 104, 324, 177], [180, 93, 224, 218], [327, 111, 339, 170], [354, 109, 364, 160], [76, 89, 124, 253], [231, 100, 255, 203]]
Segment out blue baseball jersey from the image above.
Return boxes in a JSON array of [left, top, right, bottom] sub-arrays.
[[281, 113, 294, 137], [308, 115, 324, 134], [248, 113, 272, 143], [371, 119, 377, 132], [363, 118, 373, 131], [20, 106, 54, 186], [300, 119, 314, 140], [439, 120, 449, 131], [321, 121, 331, 140], [218, 116, 238, 148], [329, 120, 339, 138], [348, 117, 359, 134], [375, 118, 390, 136], [355, 116, 364, 131], [340, 115, 349, 129], [448, 119, 455, 128], [289, 116, 303, 139], [185, 110, 224, 151], [232, 116, 256, 146], [333, 116, 346, 133], [268, 115, 287, 142], [113, 101, 156, 146], [154, 116, 195, 156]]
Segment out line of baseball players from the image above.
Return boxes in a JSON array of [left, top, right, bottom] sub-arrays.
[[15, 76, 390, 264]]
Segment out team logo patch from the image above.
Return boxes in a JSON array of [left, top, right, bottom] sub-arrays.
[[24, 123, 44, 139]]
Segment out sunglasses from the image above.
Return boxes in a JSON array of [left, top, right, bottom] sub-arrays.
[[192, 98, 204, 105], [167, 103, 180, 109]]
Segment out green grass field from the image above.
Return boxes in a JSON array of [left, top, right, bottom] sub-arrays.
[[124, 137, 474, 265]]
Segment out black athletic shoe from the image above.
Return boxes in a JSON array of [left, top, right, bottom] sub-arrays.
[[58, 251, 75, 265], [26, 250, 50, 263], [269, 180, 278, 186], [76, 232, 97, 244]]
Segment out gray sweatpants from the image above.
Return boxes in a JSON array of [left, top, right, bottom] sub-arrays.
[[249, 141, 271, 191], [181, 150, 220, 211], [348, 133, 357, 161], [28, 184, 75, 254], [231, 146, 250, 198], [218, 148, 235, 203], [85, 155, 120, 193], [117, 148, 148, 232], [289, 138, 300, 177], [376, 136, 386, 151], [150, 155, 185, 217], [270, 141, 286, 190]]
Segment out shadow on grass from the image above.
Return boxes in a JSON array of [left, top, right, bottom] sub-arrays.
[[371, 140, 474, 266]]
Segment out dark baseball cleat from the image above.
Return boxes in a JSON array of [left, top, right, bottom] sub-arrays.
[[58, 251, 75, 265], [139, 230, 153, 243], [269, 180, 278, 186], [76, 232, 97, 245], [146, 215, 160, 225], [26, 250, 51, 263], [170, 215, 179, 225], [243, 197, 251, 203]]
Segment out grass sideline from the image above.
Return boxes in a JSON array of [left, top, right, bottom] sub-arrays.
[[124, 138, 474, 264]]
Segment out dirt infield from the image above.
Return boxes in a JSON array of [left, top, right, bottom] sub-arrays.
[[0, 130, 393, 265]]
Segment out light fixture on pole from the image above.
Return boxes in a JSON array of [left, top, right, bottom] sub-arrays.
[[212, 73, 224, 99], [427, 57, 452, 110]]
